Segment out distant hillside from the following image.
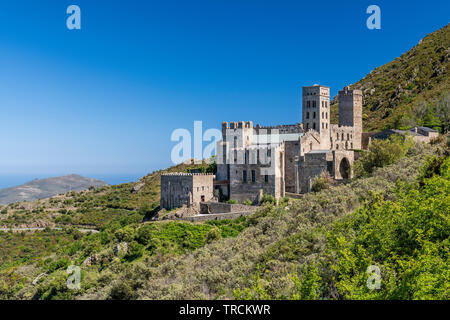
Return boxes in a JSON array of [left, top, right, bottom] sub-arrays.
[[331, 23, 449, 132], [0, 174, 107, 205]]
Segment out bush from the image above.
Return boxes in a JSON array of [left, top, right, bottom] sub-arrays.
[[311, 172, 334, 192], [243, 200, 252, 206], [124, 241, 144, 261], [205, 227, 221, 243], [1, 209, 7, 215], [227, 199, 238, 204], [260, 194, 276, 205], [354, 134, 414, 177]]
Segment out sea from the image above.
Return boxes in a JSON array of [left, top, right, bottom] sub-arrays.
[[0, 173, 145, 190]]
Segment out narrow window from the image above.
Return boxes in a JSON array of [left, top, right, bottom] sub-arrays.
[[251, 170, 256, 182], [313, 122, 316, 129], [306, 112, 309, 119], [243, 170, 247, 182], [264, 174, 269, 183], [313, 112, 316, 119]]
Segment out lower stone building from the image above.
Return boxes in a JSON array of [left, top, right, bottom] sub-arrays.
[[160, 173, 214, 210]]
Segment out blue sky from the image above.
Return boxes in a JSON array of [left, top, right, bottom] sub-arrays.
[[0, 0, 448, 179]]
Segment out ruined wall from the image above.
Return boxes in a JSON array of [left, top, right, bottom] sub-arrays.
[[299, 151, 333, 193]]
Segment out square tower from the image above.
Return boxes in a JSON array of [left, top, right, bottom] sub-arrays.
[[338, 87, 362, 149], [302, 85, 331, 149]]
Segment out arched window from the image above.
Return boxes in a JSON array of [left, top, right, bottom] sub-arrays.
[[326, 112, 328, 119], [322, 112, 324, 119], [322, 123, 324, 129]]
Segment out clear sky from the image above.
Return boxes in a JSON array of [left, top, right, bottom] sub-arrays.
[[0, 0, 448, 178]]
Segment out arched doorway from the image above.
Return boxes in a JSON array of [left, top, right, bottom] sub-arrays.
[[339, 158, 350, 179]]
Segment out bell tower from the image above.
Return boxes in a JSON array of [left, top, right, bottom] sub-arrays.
[[302, 85, 330, 149]]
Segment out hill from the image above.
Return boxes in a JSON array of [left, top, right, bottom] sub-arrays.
[[0, 175, 108, 205], [0, 138, 448, 300], [330, 23, 449, 132]]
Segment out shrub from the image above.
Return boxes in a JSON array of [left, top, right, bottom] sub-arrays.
[[124, 241, 144, 261], [243, 200, 252, 206], [227, 199, 238, 204], [205, 227, 221, 243], [0, 209, 7, 215], [354, 134, 414, 177], [311, 171, 334, 192], [260, 194, 276, 205]]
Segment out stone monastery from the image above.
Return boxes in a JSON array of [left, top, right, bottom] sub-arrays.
[[160, 85, 438, 211]]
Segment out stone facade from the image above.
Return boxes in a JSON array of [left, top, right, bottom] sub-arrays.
[[160, 173, 214, 210], [162, 84, 438, 209]]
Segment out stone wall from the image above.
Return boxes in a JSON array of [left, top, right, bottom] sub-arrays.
[[338, 87, 362, 149], [160, 173, 214, 210], [299, 151, 333, 193], [200, 201, 257, 214]]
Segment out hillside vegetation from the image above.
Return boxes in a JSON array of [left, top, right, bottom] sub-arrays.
[[1, 136, 447, 300], [330, 23, 449, 132]]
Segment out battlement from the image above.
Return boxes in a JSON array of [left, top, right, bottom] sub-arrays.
[[222, 121, 253, 129], [339, 86, 362, 96], [161, 172, 215, 176]]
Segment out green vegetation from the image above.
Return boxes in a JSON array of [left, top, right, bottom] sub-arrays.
[[354, 134, 414, 177], [0, 134, 447, 299], [330, 24, 449, 132], [311, 172, 334, 193], [235, 153, 449, 300]]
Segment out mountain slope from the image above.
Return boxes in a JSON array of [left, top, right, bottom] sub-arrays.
[[0, 175, 107, 205], [330, 23, 449, 131]]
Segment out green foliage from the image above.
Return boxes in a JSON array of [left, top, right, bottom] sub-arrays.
[[311, 172, 334, 193], [330, 25, 449, 132], [226, 199, 238, 204], [354, 134, 414, 177], [260, 194, 276, 205], [243, 200, 252, 206]]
